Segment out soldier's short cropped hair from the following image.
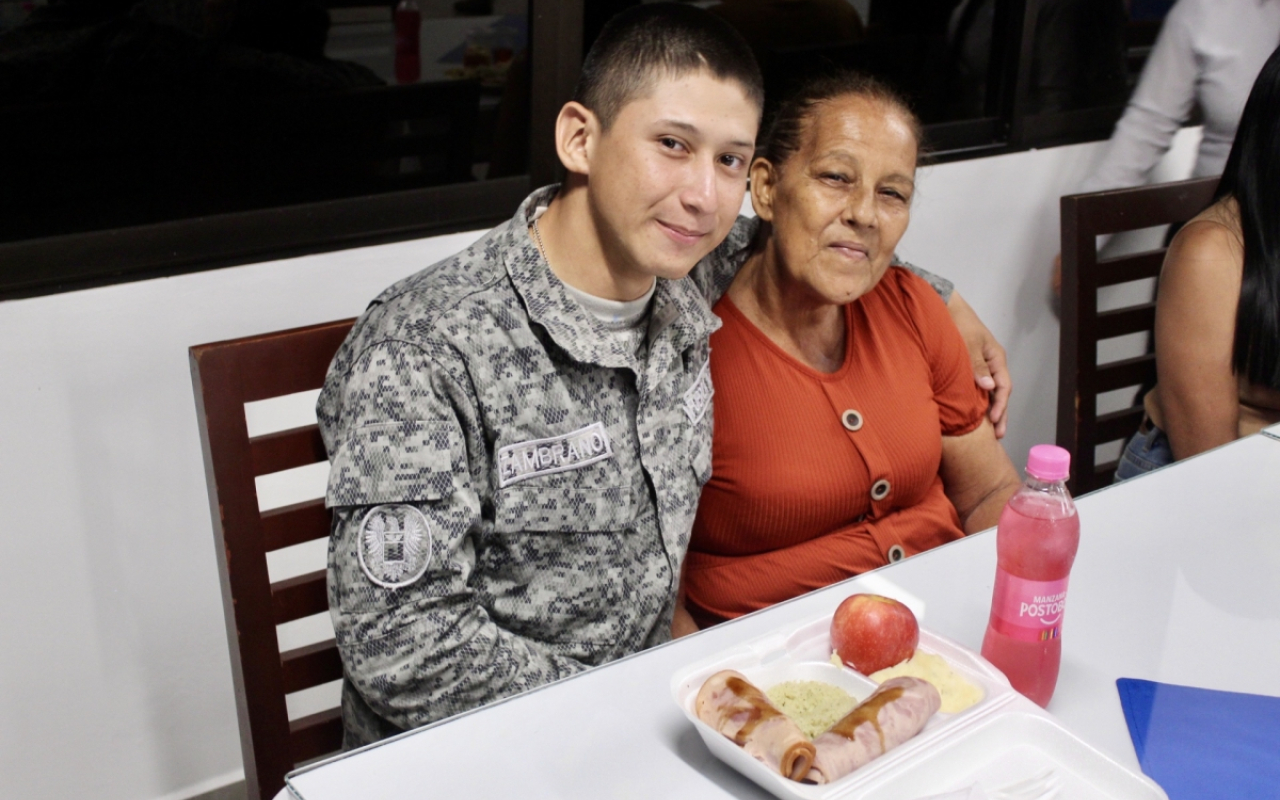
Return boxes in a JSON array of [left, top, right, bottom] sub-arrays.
[[575, 3, 764, 131]]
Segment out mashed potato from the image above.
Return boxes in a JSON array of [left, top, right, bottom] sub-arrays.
[[870, 651, 983, 713], [765, 680, 859, 738]]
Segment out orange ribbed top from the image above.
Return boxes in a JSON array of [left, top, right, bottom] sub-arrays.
[[684, 267, 987, 626]]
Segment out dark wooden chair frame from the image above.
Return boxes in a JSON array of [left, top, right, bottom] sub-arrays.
[[1057, 176, 1219, 495], [190, 319, 355, 800]]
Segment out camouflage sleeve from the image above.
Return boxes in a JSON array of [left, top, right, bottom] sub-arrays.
[[893, 256, 955, 304], [325, 340, 588, 730], [687, 247, 741, 308], [685, 216, 756, 307]]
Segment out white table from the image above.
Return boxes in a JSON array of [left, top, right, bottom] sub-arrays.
[[280, 434, 1280, 799]]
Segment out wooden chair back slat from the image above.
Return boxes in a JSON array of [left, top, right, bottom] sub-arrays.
[[1094, 459, 1122, 485], [1095, 355, 1157, 394], [1096, 251, 1165, 287], [289, 709, 345, 765], [251, 425, 328, 477], [271, 570, 330, 625], [1058, 177, 1218, 495], [1096, 407, 1147, 444], [191, 319, 355, 800], [1075, 178, 1220, 232], [261, 499, 332, 552], [227, 324, 355, 404], [281, 640, 344, 695], [1096, 303, 1157, 340]]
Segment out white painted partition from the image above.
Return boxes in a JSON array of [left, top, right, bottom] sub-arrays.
[[0, 131, 1197, 800]]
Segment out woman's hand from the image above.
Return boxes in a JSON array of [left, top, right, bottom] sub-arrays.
[[940, 419, 1022, 534], [672, 569, 700, 638], [946, 291, 1012, 438], [672, 599, 700, 639]]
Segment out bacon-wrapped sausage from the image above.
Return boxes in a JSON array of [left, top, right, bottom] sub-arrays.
[[695, 670, 817, 781], [807, 676, 941, 784]]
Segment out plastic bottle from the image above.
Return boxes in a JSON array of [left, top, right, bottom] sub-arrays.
[[394, 0, 421, 85], [980, 444, 1080, 707]]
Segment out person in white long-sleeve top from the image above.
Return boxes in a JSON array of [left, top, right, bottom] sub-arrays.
[[1053, 0, 1280, 293]]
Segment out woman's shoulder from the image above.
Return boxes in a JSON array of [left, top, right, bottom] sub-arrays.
[[874, 264, 951, 313], [860, 266, 956, 351], [1165, 198, 1243, 279]]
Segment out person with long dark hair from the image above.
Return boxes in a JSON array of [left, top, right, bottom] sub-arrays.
[[1115, 43, 1280, 480]]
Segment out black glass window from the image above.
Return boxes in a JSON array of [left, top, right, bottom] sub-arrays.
[[0, 0, 531, 245], [585, 1, 1023, 152], [2, 0, 1188, 298], [588, 0, 1173, 155], [1015, 0, 1174, 144]]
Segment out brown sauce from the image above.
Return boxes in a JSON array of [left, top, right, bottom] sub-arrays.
[[726, 675, 785, 743], [828, 685, 904, 752]]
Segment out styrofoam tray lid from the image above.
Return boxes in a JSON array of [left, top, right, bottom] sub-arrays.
[[671, 601, 1167, 800], [853, 710, 1169, 800]]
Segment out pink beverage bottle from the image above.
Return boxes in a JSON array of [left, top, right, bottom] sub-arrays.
[[980, 445, 1080, 707]]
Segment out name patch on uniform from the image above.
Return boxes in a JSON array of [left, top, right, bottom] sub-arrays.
[[359, 504, 433, 589], [683, 358, 714, 423], [497, 422, 613, 488]]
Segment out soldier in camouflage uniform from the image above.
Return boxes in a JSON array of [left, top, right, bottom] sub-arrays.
[[317, 5, 767, 747], [318, 5, 1002, 747]]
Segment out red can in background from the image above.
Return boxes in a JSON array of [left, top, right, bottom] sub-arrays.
[[394, 0, 421, 84]]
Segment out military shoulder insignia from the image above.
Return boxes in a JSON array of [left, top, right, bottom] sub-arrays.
[[683, 358, 714, 423], [358, 504, 433, 589]]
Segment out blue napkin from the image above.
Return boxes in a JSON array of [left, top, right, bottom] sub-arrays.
[[1116, 678, 1280, 800]]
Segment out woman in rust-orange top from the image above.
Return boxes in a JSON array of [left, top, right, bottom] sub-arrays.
[[679, 71, 1022, 629]]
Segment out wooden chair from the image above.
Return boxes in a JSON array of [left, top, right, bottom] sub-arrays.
[[1057, 176, 1218, 495], [190, 319, 355, 800]]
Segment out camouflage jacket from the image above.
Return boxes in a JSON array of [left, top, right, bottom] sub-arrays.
[[317, 187, 955, 746], [317, 186, 743, 746]]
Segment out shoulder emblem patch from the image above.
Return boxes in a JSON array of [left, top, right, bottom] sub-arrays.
[[358, 504, 433, 589], [683, 358, 714, 423]]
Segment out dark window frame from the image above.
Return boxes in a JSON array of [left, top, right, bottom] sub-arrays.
[[0, 0, 1165, 300]]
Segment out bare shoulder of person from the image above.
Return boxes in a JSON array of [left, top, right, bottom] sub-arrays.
[[1159, 202, 1245, 331], [1164, 203, 1243, 284]]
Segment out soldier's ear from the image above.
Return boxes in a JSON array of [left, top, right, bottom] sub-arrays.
[[555, 101, 597, 176]]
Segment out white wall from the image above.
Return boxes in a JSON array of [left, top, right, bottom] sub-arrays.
[[0, 132, 1197, 800], [899, 127, 1200, 468]]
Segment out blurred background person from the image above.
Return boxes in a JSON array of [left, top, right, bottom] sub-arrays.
[[1053, 0, 1280, 294]]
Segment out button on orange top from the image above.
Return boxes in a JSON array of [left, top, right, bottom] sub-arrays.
[[685, 268, 988, 626]]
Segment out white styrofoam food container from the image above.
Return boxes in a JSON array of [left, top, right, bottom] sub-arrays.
[[672, 597, 1168, 800]]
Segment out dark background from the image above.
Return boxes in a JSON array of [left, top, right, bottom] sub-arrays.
[[0, 0, 1176, 298]]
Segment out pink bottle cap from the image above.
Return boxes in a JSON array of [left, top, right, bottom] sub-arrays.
[[1026, 444, 1070, 481]]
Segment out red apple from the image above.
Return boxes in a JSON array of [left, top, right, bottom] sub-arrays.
[[830, 593, 919, 675]]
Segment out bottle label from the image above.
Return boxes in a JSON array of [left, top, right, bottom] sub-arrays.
[[990, 570, 1069, 642]]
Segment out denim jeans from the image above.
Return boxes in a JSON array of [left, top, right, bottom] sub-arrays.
[[1114, 422, 1174, 482]]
